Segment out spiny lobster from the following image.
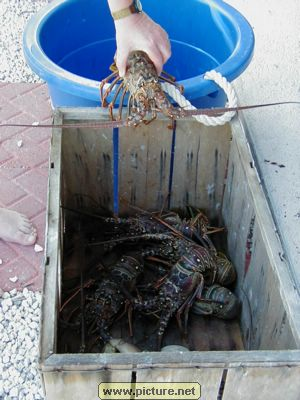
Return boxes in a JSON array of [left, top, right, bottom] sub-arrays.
[[85, 255, 143, 343], [133, 235, 226, 349], [192, 284, 240, 320], [100, 50, 184, 126], [99, 208, 222, 248]]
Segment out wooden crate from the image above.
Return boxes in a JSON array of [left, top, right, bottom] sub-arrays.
[[41, 108, 300, 400]]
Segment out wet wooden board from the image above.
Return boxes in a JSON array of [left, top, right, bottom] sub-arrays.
[[43, 370, 132, 400], [136, 367, 223, 400], [61, 124, 114, 212], [223, 120, 300, 350], [170, 120, 231, 218], [118, 119, 173, 214], [188, 316, 243, 351], [223, 365, 300, 400]]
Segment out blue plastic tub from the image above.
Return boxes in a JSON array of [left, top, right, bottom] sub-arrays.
[[23, 0, 254, 108]]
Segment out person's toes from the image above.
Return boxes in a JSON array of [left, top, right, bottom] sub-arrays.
[[17, 220, 37, 245], [20, 214, 31, 225], [20, 221, 34, 233], [26, 230, 37, 245], [19, 224, 31, 234], [15, 229, 37, 246]]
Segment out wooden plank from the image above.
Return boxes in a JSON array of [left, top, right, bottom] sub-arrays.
[[136, 367, 223, 400], [40, 109, 63, 362], [41, 350, 300, 372], [170, 120, 231, 218], [43, 370, 132, 400], [61, 124, 113, 212], [187, 315, 244, 351], [223, 118, 300, 349], [223, 137, 260, 350], [222, 138, 255, 266], [223, 365, 300, 400], [241, 232, 297, 350], [118, 119, 173, 214], [56, 107, 111, 121]]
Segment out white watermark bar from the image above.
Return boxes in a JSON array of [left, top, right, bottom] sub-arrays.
[[98, 382, 201, 400]]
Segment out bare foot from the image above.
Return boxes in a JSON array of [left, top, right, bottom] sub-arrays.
[[0, 208, 37, 245]]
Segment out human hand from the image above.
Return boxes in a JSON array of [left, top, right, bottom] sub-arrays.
[[114, 12, 171, 77]]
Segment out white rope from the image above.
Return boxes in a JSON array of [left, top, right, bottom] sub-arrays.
[[161, 70, 238, 126]]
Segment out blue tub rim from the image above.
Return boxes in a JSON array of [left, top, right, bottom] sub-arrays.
[[23, 0, 255, 104]]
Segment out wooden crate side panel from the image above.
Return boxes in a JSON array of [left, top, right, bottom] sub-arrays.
[[222, 144, 254, 265], [241, 227, 296, 350], [40, 351, 300, 400], [40, 111, 62, 361], [62, 126, 113, 212], [170, 121, 231, 218], [40, 350, 300, 369], [222, 148, 293, 350], [118, 120, 173, 214], [43, 370, 132, 400], [223, 126, 298, 350], [223, 138, 259, 348], [239, 227, 296, 350], [223, 366, 300, 400], [137, 367, 223, 400]]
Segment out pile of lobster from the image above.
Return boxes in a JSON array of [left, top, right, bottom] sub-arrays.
[[59, 208, 240, 352]]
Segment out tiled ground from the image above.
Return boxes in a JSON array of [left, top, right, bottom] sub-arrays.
[[0, 82, 51, 292]]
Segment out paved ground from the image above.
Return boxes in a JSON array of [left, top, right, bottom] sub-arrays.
[[0, 82, 51, 291]]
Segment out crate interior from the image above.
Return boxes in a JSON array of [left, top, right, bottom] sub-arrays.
[[55, 117, 297, 354]]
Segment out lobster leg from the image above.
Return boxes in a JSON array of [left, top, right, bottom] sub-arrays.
[[109, 82, 125, 120], [127, 301, 134, 337], [176, 274, 204, 337], [102, 75, 122, 107], [99, 70, 119, 104], [96, 309, 112, 343], [127, 94, 133, 119], [160, 69, 176, 82], [183, 277, 205, 337], [157, 306, 175, 350], [118, 85, 128, 120], [144, 105, 157, 125], [115, 299, 134, 337], [190, 209, 209, 231], [159, 75, 184, 93]]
